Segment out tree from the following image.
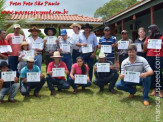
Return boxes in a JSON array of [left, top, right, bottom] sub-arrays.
[[94, 0, 138, 20]]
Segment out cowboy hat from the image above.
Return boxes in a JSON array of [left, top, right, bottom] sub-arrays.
[[82, 23, 93, 29], [51, 51, 63, 58], [99, 52, 106, 58], [28, 26, 41, 33], [0, 61, 9, 68], [20, 41, 29, 48], [70, 23, 81, 30], [44, 27, 57, 36], [13, 24, 21, 29], [26, 57, 36, 62]]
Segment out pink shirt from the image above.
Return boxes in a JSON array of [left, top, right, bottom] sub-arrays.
[[5, 33, 25, 56], [72, 63, 89, 75]]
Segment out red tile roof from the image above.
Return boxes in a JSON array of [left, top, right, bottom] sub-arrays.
[[8, 14, 102, 22]]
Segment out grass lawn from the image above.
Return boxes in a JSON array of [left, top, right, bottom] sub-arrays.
[[0, 64, 162, 122]]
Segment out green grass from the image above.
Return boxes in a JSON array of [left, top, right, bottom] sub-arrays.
[[0, 64, 162, 122]]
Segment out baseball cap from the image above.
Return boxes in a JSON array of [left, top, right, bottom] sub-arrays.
[[60, 29, 67, 36]]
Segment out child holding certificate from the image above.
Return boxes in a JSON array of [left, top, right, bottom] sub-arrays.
[[69, 57, 91, 94]]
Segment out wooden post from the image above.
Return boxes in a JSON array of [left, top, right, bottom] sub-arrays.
[[121, 19, 124, 30], [150, 6, 154, 24]]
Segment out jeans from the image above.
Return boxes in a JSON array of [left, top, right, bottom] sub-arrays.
[[116, 77, 151, 101], [119, 54, 128, 72], [20, 78, 45, 95], [8, 56, 19, 77], [68, 78, 91, 89], [46, 75, 69, 92], [60, 53, 72, 72], [93, 72, 119, 90], [72, 49, 80, 63], [0, 83, 20, 100], [34, 54, 42, 70], [80, 53, 94, 81]]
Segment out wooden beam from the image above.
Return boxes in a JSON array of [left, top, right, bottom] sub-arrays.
[[150, 6, 154, 24], [121, 19, 124, 30]]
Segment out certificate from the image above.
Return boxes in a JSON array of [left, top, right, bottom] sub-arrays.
[[52, 68, 65, 77], [81, 44, 93, 53], [27, 72, 40, 82], [75, 75, 87, 84], [101, 45, 112, 53], [147, 39, 162, 49], [47, 36, 57, 45], [124, 71, 140, 83], [118, 41, 129, 49], [97, 63, 110, 72], [32, 42, 44, 50], [60, 44, 71, 53], [24, 50, 35, 59], [134, 43, 142, 52], [12, 36, 23, 44], [1, 71, 16, 82], [0, 45, 12, 53]]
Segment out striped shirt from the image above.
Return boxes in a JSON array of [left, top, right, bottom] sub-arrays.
[[121, 56, 152, 74], [59, 37, 73, 54]]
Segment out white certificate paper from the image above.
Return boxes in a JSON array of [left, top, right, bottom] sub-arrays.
[[32, 42, 44, 50], [118, 41, 129, 49], [52, 68, 65, 77], [134, 43, 142, 52], [47, 36, 57, 45], [124, 71, 140, 83], [0, 45, 12, 53], [101, 45, 112, 53], [75, 75, 87, 84], [24, 50, 35, 59], [60, 44, 71, 53], [97, 63, 110, 72], [1, 71, 16, 82], [27, 72, 40, 82], [12, 36, 23, 44], [81, 44, 93, 53], [147, 39, 162, 49]]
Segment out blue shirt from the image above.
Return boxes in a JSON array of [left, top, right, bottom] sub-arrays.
[[99, 36, 116, 58], [78, 32, 98, 52]]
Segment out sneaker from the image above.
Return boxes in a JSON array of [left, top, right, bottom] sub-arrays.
[[144, 101, 149, 106]]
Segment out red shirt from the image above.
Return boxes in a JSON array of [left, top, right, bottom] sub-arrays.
[[47, 61, 68, 80], [145, 36, 163, 57], [72, 63, 89, 75], [0, 40, 10, 56]]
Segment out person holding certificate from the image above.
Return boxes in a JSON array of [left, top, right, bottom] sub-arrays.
[[116, 45, 154, 106], [76, 23, 98, 81], [68, 57, 91, 93], [98, 27, 116, 64], [93, 52, 119, 93], [5, 24, 25, 76], [143, 24, 163, 97], [26, 26, 44, 69], [70, 23, 82, 63], [44, 27, 58, 71], [20, 57, 45, 97], [0, 30, 11, 63], [0, 61, 19, 103], [46, 51, 69, 96]]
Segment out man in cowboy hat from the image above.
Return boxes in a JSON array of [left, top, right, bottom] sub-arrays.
[[26, 26, 44, 69], [70, 23, 82, 63], [76, 23, 98, 81], [93, 52, 119, 93], [20, 57, 45, 97], [46, 51, 69, 96], [0, 61, 19, 103], [5, 24, 25, 77]]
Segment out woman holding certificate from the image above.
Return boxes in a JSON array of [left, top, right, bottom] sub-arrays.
[[69, 57, 91, 94]]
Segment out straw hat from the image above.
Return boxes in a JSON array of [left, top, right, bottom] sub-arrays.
[[51, 51, 63, 58], [20, 41, 29, 48], [26, 57, 36, 62], [99, 52, 106, 58], [13, 24, 21, 29], [70, 23, 81, 30], [28, 26, 41, 33]]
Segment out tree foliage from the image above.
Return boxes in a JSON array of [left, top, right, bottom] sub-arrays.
[[94, 0, 138, 20]]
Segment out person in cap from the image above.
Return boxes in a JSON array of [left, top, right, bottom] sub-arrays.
[[76, 23, 98, 81], [116, 45, 154, 106], [143, 24, 163, 98], [26, 26, 44, 69], [20, 57, 45, 97], [70, 23, 82, 63], [93, 52, 119, 93], [46, 51, 69, 96], [0, 29, 11, 63], [5, 24, 26, 77], [0, 61, 19, 103], [98, 26, 116, 64], [44, 27, 58, 71], [57, 29, 73, 79], [115, 30, 132, 71]]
